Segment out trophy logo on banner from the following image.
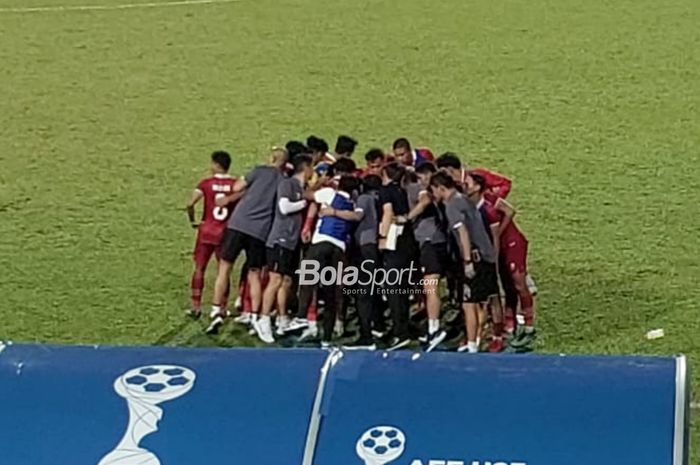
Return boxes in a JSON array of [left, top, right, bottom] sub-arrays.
[[356, 426, 406, 465], [97, 365, 196, 465]]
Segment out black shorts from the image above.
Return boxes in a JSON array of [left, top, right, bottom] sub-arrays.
[[267, 245, 297, 277], [219, 229, 266, 268], [463, 261, 499, 304], [419, 242, 449, 276]]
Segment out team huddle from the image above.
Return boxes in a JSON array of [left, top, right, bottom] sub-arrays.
[[185, 136, 537, 353]]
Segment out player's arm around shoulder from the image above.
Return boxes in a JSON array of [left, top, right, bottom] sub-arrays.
[[494, 197, 516, 218], [216, 177, 246, 206], [406, 189, 432, 222], [319, 205, 363, 222]]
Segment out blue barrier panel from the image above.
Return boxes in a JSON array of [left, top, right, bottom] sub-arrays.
[[312, 351, 689, 465], [0, 343, 327, 465], [0, 344, 689, 465]]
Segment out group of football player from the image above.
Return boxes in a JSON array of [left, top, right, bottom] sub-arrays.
[[185, 135, 537, 353]]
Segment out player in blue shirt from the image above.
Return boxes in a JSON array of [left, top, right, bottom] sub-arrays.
[[294, 176, 362, 346]]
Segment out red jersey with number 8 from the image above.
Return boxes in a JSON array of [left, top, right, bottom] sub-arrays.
[[196, 174, 236, 245]]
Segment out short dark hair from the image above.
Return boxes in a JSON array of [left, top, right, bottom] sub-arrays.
[[470, 173, 487, 193], [392, 138, 411, 151], [285, 140, 308, 159], [430, 171, 456, 189], [338, 175, 360, 195], [306, 135, 329, 154], [364, 148, 385, 163], [382, 162, 405, 183], [415, 162, 437, 175], [335, 135, 358, 156], [362, 174, 382, 192], [435, 152, 462, 170], [332, 157, 357, 175], [211, 150, 231, 172], [292, 154, 313, 173]]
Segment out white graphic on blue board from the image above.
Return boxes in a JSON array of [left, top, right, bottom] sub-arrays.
[[97, 365, 196, 465], [356, 426, 406, 465]]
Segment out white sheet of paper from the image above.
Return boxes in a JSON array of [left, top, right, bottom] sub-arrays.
[[385, 224, 404, 251]]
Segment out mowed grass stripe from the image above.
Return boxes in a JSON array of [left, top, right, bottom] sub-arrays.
[[0, 0, 239, 13]]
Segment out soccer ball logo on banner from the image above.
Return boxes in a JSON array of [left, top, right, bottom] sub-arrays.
[[97, 365, 196, 465], [356, 426, 406, 465]]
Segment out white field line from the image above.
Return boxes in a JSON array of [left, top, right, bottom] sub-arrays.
[[0, 0, 238, 13], [691, 402, 699, 409]]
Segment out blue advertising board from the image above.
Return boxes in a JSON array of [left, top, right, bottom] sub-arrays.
[[0, 343, 327, 465], [311, 351, 689, 465], [0, 342, 689, 465]]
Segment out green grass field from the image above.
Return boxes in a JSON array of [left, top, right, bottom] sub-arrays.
[[1, 0, 698, 457]]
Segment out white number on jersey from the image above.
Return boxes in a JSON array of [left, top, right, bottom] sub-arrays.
[[213, 193, 228, 221]]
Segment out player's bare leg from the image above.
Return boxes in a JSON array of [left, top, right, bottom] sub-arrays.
[[477, 303, 488, 346], [258, 271, 282, 342], [487, 295, 505, 352], [423, 274, 446, 352], [261, 272, 282, 317], [277, 277, 292, 315], [206, 259, 233, 334], [500, 269, 518, 335], [275, 276, 293, 335], [461, 302, 480, 353], [190, 244, 217, 319], [233, 261, 253, 323], [211, 259, 232, 313], [247, 268, 263, 314], [249, 268, 274, 343], [234, 276, 253, 324], [509, 271, 536, 348], [220, 272, 230, 315], [188, 264, 206, 319]]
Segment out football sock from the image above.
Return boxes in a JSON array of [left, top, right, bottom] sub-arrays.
[[492, 321, 504, 338], [428, 319, 440, 335], [237, 280, 246, 305], [520, 290, 535, 327], [190, 270, 204, 310], [308, 296, 318, 322], [242, 281, 252, 313]]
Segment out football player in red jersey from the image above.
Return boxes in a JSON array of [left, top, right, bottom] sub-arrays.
[[362, 148, 386, 177], [392, 137, 435, 169], [185, 151, 242, 319], [436, 152, 538, 313], [466, 173, 536, 348]]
